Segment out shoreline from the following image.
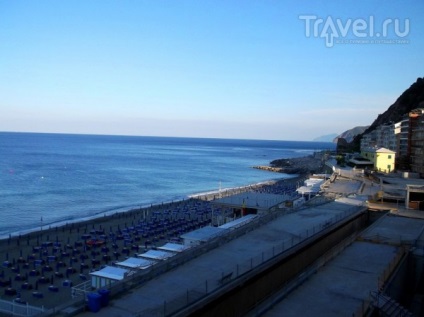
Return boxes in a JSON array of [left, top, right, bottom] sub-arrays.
[[1, 176, 294, 241], [1, 152, 325, 240], [0, 170, 310, 309]]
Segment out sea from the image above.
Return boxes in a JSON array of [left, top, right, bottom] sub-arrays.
[[0, 132, 335, 238]]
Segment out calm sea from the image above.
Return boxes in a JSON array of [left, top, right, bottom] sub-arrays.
[[0, 132, 334, 238]]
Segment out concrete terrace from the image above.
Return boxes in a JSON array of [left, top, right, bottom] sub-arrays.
[[257, 214, 424, 317], [35, 170, 424, 317], [75, 198, 365, 316]]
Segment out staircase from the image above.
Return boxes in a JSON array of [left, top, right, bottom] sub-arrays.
[[370, 291, 414, 317]]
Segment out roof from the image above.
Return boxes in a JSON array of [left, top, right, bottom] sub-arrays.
[[90, 266, 128, 280], [304, 178, 324, 187], [115, 257, 154, 269], [296, 178, 324, 194], [137, 249, 175, 260], [157, 243, 191, 253], [296, 186, 320, 194], [213, 192, 289, 210], [407, 185, 424, 193], [218, 214, 257, 229], [364, 147, 396, 154], [180, 226, 227, 242]]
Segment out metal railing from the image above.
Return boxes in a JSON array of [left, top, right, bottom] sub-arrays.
[[0, 298, 44, 317], [131, 206, 365, 316], [46, 203, 364, 316]]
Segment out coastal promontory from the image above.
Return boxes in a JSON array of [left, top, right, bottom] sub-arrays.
[[254, 152, 326, 175]]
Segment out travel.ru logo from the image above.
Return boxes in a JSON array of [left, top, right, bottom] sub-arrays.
[[299, 15, 410, 47]]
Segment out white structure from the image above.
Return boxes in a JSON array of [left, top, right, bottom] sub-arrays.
[[157, 243, 191, 253], [137, 249, 176, 260], [115, 257, 155, 270], [180, 226, 227, 246], [90, 266, 129, 289], [218, 214, 257, 229], [296, 178, 324, 199]]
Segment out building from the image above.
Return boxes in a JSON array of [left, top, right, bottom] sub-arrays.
[[115, 257, 155, 270], [361, 123, 397, 152], [179, 226, 227, 246], [361, 147, 396, 173], [90, 266, 129, 289], [409, 108, 424, 177], [361, 130, 377, 150]]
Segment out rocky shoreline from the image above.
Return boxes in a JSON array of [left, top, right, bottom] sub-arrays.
[[253, 152, 327, 175]]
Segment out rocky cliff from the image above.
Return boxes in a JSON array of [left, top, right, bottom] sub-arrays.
[[349, 77, 424, 151], [333, 126, 369, 143]]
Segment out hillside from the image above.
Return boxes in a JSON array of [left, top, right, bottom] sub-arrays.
[[350, 77, 424, 150], [333, 126, 368, 143], [313, 133, 338, 142]]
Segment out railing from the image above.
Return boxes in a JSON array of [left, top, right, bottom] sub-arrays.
[[131, 205, 365, 316], [368, 291, 413, 317], [0, 298, 44, 317], [352, 245, 409, 317], [47, 203, 365, 317], [71, 280, 91, 299], [377, 246, 408, 291]]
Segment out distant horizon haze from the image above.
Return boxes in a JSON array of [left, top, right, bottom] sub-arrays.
[[0, 129, 337, 143]]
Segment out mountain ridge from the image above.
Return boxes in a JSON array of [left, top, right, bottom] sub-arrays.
[[347, 77, 424, 151]]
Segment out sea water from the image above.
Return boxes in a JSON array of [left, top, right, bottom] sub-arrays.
[[0, 132, 334, 237]]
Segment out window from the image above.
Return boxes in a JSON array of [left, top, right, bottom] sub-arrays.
[[388, 155, 392, 159]]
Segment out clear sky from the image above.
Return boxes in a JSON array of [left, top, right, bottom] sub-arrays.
[[0, 1, 423, 141]]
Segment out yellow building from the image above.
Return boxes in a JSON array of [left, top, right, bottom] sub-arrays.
[[361, 147, 396, 173]]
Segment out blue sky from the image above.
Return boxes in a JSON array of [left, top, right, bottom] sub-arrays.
[[0, 1, 423, 141]]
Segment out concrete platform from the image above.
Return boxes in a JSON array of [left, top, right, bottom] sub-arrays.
[[256, 214, 424, 317], [360, 213, 424, 245], [75, 200, 364, 316], [261, 241, 398, 317]]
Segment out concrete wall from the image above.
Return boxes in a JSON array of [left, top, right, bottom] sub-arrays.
[[187, 211, 369, 317], [384, 250, 424, 314]]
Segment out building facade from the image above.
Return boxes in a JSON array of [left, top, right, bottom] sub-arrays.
[[361, 147, 396, 173], [361, 123, 397, 152], [409, 108, 424, 177], [360, 109, 424, 176]]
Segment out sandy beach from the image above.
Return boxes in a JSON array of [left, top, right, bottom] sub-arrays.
[[0, 155, 322, 313], [0, 198, 224, 311]]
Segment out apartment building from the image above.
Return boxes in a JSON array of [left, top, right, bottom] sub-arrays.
[[409, 108, 424, 177]]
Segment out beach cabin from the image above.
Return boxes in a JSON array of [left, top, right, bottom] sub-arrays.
[[212, 192, 289, 219], [115, 257, 154, 270], [180, 226, 227, 246], [296, 178, 324, 200], [157, 243, 191, 253], [361, 147, 396, 173], [137, 249, 176, 261], [90, 266, 128, 289], [406, 185, 424, 210]]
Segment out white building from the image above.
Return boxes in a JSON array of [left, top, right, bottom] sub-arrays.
[[90, 266, 129, 289]]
